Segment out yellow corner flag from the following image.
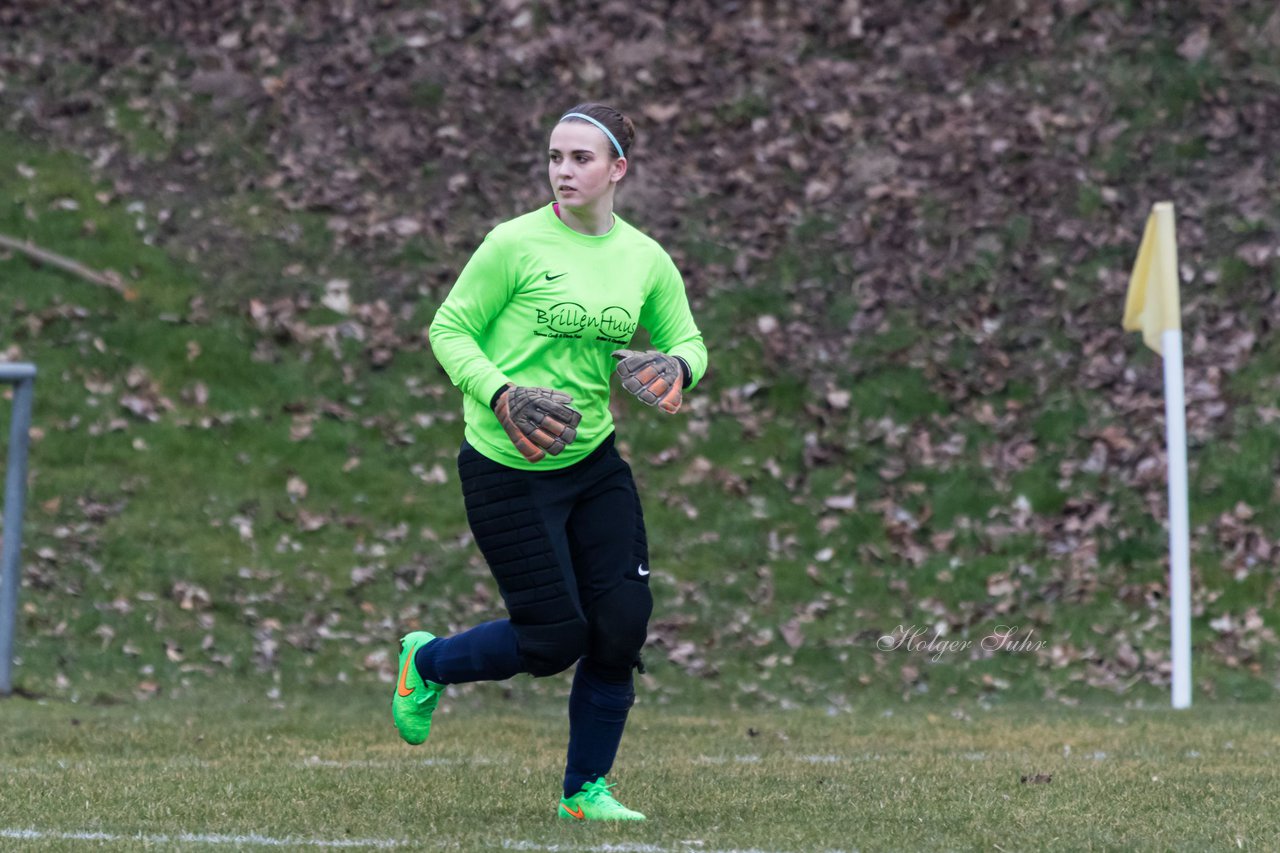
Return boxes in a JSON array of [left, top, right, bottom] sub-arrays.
[[1122, 201, 1181, 355]]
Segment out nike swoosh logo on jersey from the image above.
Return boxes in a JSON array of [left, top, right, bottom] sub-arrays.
[[637, 563, 650, 577], [545, 272, 568, 281]]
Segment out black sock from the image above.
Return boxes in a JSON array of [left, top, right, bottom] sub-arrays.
[[563, 660, 634, 799], [414, 619, 523, 684]]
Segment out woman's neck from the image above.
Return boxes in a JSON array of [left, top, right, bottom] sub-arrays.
[[556, 199, 615, 236]]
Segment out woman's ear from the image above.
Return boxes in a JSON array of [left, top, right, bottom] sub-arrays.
[[611, 157, 628, 183]]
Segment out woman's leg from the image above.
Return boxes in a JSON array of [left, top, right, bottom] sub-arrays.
[[415, 442, 592, 685], [561, 450, 652, 798], [414, 619, 521, 684]]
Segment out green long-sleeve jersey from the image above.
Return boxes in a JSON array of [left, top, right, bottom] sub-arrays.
[[428, 202, 708, 470]]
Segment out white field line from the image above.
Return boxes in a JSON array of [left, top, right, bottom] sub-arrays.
[[690, 753, 886, 766], [0, 757, 216, 772], [300, 756, 496, 768], [499, 843, 857, 853], [0, 829, 857, 853], [0, 828, 406, 848], [300, 755, 857, 770], [2, 754, 868, 774]]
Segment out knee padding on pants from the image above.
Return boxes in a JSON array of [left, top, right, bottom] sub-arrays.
[[514, 617, 590, 677], [586, 581, 653, 680]]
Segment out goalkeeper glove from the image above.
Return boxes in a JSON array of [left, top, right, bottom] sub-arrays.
[[610, 349, 687, 414], [491, 384, 583, 464]]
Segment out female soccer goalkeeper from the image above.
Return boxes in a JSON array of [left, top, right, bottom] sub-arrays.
[[393, 102, 708, 822]]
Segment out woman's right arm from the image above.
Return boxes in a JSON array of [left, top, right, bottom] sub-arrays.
[[427, 232, 517, 408]]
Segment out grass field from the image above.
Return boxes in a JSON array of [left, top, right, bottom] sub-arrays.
[[2, 689, 1278, 851]]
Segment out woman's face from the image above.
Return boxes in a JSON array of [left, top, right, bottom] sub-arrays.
[[547, 121, 626, 211]]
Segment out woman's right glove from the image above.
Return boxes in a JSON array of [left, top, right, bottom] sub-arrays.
[[491, 384, 582, 463], [610, 349, 684, 414]]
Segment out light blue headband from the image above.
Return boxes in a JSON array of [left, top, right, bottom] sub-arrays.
[[560, 112, 626, 159]]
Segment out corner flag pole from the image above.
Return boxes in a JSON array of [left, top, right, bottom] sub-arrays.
[[1161, 320, 1192, 710], [1122, 201, 1191, 709]]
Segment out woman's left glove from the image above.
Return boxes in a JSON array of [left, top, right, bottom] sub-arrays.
[[611, 349, 684, 414], [492, 384, 582, 463]]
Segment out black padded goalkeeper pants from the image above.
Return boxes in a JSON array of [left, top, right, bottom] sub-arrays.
[[455, 431, 653, 681]]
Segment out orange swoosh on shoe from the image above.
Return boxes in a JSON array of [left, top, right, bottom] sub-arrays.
[[397, 651, 415, 697], [561, 804, 585, 820]]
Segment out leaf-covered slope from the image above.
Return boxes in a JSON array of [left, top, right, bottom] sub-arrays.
[[2, 1, 1280, 704]]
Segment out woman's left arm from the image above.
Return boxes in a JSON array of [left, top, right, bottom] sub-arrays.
[[638, 255, 708, 389]]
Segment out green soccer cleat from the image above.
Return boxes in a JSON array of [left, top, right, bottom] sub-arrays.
[[557, 778, 646, 821], [392, 631, 446, 745]]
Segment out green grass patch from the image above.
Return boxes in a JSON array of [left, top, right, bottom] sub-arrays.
[[1032, 392, 1090, 447], [848, 309, 920, 360], [409, 79, 446, 110], [1011, 461, 1069, 515], [1099, 39, 1221, 126], [109, 99, 172, 159], [1076, 181, 1105, 217], [846, 366, 949, 422], [715, 89, 771, 125], [2, 695, 1280, 850], [1192, 427, 1280, 518], [913, 465, 1003, 529]]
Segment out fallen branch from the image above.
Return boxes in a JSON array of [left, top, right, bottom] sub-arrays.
[[0, 233, 136, 299]]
